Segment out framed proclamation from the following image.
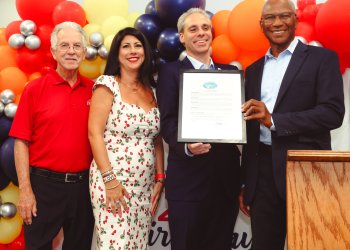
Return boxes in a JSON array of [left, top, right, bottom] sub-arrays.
[[178, 69, 246, 144]]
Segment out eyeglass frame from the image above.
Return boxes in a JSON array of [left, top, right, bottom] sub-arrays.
[[261, 12, 297, 25], [56, 42, 85, 53]]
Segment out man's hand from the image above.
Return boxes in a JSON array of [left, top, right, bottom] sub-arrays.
[[18, 185, 37, 225], [242, 99, 272, 128], [187, 143, 211, 155]]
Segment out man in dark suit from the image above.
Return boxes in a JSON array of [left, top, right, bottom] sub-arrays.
[[156, 7, 241, 250], [239, 0, 345, 250]]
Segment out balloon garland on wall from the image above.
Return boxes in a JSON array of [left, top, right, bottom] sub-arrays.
[[0, 0, 349, 247]]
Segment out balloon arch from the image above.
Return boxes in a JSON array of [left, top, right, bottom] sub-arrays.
[[0, 0, 349, 248]]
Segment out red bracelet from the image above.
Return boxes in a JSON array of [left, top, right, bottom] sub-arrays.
[[155, 173, 166, 180]]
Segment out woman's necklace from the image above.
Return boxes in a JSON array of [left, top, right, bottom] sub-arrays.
[[119, 80, 141, 93]]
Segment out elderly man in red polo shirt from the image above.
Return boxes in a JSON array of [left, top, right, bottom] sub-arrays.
[[10, 21, 94, 250]]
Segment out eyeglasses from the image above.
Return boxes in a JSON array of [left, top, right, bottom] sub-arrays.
[[261, 12, 296, 25], [57, 43, 84, 52]]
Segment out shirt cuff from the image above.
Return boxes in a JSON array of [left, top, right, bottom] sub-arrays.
[[184, 143, 194, 157]]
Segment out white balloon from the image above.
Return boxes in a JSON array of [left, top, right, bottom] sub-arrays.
[[0, 102, 4, 116], [20, 20, 37, 36], [98, 45, 109, 59], [4, 103, 18, 119], [85, 45, 98, 60], [308, 40, 323, 47], [25, 35, 41, 50], [8, 33, 25, 49], [89, 32, 104, 48], [0, 89, 15, 105], [229, 61, 243, 70], [295, 36, 307, 44], [178, 50, 187, 61]]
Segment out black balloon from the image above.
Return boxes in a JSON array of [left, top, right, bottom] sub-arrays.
[[206, 10, 214, 19], [135, 14, 163, 47], [0, 137, 18, 186], [145, 0, 157, 15], [0, 166, 10, 190], [157, 28, 184, 62], [155, 0, 206, 27], [0, 116, 12, 143]]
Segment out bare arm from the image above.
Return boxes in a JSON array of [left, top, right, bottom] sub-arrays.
[[151, 135, 165, 216], [14, 138, 37, 225], [88, 86, 130, 216]]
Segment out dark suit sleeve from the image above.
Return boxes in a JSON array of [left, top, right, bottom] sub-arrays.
[[156, 62, 188, 158], [272, 49, 345, 137]]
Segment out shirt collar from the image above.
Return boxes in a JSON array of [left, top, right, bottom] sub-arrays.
[[265, 37, 299, 61], [48, 68, 86, 87], [186, 55, 215, 70]]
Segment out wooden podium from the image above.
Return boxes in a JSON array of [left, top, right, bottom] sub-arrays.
[[286, 150, 350, 250]]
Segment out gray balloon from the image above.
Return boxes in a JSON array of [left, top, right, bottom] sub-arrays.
[[98, 45, 109, 59], [89, 32, 104, 48], [178, 50, 187, 61], [8, 33, 25, 49], [4, 103, 18, 118], [229, 61, 243, 70], [0, 202, 17, 218], [20, 20, 37, 36], [85, 45, 98, 60], [308, 41, 323, 47], [25, 35, 41, 50], [0, 102, 4, 116], [0, 89, 15, 105]]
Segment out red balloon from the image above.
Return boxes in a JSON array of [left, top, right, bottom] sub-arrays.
[[302, 4, 318, 24], [16, 0, 64, 25], [296, 21, 316, 42], [6, 226, 25, 250], [36, 24, 54, 50], [5, 20, 22, 40], [16, 47, 44, 74], [0, 244, 8, 250], [338, 52, 350, 74], [52, 1, 87, 27], [315, 0, 350, 53], [296, 9, 304, 22], [297, 0, 316, 11]]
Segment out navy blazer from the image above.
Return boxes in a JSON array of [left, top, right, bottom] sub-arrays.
[[242, 41, 345, 204], [156, 57, 241, 202]]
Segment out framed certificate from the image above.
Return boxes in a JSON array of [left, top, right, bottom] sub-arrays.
[[178, 69, 246, 144]]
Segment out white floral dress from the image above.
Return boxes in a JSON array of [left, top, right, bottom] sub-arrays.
[[89, 75, 160, 250]]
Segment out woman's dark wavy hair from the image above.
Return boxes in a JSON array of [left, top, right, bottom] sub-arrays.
[[103, 27, 155, 87]]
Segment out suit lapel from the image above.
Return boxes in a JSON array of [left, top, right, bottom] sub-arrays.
[[253, 58, 265, 100], [181, 57, 195, 69], [274, 41, 308, 110]]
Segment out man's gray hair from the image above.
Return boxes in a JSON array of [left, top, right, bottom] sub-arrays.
[[50, 21, 87, 49], [262, 0, 296, 15], [177, 8, 210, 33]]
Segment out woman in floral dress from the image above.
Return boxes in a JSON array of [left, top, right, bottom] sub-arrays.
[[88, 27, 165, 250]]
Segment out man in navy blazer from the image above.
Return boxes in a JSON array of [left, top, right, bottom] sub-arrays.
[[240, 0, 345, 249], [156, 8, 241, 250]]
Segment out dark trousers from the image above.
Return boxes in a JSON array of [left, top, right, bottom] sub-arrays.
[[168, 193, 239, 250], [250, 144, 286, 250], [24, 173, 94, 250]]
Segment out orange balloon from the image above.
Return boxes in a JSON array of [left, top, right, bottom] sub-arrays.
[[0, 67, 28, 94], [212, 34, 240, 64], [237, 49, 265, 70], [79, 57, 103, 79], [212, 10, 231, 37], [227, 0, 269, 51], [0, 28, 7, 45], [0, 45, 17, 71], [28, 72, 42, 81], [15, 93, 22, 104]]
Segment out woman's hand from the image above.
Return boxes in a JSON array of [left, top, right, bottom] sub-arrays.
[[105, 179, 131, 217], [151, 182, 164, 217]]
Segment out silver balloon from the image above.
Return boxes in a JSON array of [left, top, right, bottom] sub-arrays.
[[20, 20, 37, 36], [295, 36, 307, 44], [4, 103, 18, 118], [8, 33, 25, 49], [229, 61, 243, 70], [98, 45, 109, 59], [0, 89, 15, 105], [308, 40, 323, 47], [25, 35, 41, 50], [0, 102, 4, 116], [178, 50, 187, 61], [85, 45, 98, 60], [0, 202, 17, 218], [89, 32, 104, 48]]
